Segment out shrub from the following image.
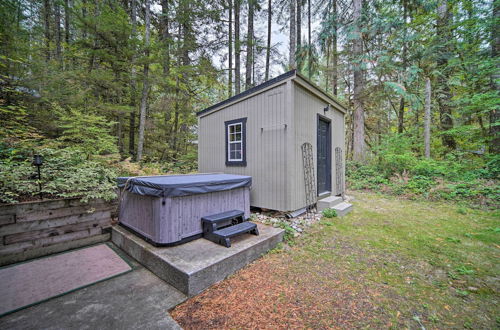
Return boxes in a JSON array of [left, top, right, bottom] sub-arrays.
[[0, 147, 118, 204], [322, 208, 337, 218], [346, 133, 499, 207]]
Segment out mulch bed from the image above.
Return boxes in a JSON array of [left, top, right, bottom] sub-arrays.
[[170, 251, 388, 329]]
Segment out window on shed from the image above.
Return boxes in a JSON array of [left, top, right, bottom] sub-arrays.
[[225, 118, 247, 166]]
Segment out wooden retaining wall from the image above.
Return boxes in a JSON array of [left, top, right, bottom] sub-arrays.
[[0, 198, 117, 266]]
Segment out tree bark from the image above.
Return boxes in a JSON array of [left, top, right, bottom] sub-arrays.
[[296, 0, 301, 49], [289, 0, 296, 69], [234, 0, 241, 94], [228, 0, 233, 94], [490, 0, 500, 153], [436, 0, 456, 150], [64, 0, 70, 44], [307, 0, 311, 78], [398, 97, 404, 134], [55, 1, 62, 63], [44, 0, 51, 61], [245, 0, 254, 90], [424, 77, 431, 158], [352, 0, 365, 162], [160, 0, 170, 76], [398, 0, 407, 134], [129, 0, 137, 157], [331, 0, 338, 95], [136, 0, 150, 161], [265, 0, 271, 80]]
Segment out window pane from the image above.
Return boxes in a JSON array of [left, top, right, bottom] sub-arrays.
[[234, 124, 241, 133], [229, 125, 236, 133], [229, 133, 241, 142], [230, 143, 241, 152], [234, 150, 242, 159]]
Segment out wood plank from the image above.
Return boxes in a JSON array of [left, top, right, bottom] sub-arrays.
[[0, 233, 110, 267], [0, 228, 103, 256], [0, 214, 16, 226], [0, 210, 111, 236], [0, 198, 117, 217], [16, 203, 114, 223], [4, 218, 111, 245]]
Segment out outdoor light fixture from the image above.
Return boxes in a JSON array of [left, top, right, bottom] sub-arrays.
[[323, 104, 330, 112], [32, 154, 43, 200]]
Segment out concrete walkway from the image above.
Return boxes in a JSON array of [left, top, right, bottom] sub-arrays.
[[0, 247, 187, 330]]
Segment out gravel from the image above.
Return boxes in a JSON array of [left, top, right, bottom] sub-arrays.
[[251, 209, 324, 236]]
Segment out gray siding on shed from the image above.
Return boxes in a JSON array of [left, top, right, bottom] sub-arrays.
[[289, 82, 345, 211], [198, 72, 346, 212], [198, 83, 290, 211]]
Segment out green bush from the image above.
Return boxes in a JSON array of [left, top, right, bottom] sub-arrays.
[[346, 134, 499, 207], [322, 208, 337, 218], [0, 148, 118, 204]]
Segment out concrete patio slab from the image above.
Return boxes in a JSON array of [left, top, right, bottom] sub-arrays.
[[112, 223, 284, 296], [0, 248, 187, 330]]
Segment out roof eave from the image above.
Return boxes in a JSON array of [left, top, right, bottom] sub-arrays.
[[196, 69, 297, 117]]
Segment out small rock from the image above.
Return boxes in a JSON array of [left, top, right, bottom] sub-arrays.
[[467, 286, 478, 292]]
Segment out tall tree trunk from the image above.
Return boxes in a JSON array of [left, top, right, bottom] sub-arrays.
[[234, 0, 241, 94], [289, 0, 296, 69], [44, 0, 51, 61], [129, 0, 137, 157], [265, 0, 271, 80], [352, 0, 365, 162], [424, 77, 431, 158], [436, 0, 456, 150], [397, 0, 408, 134], [136, 0, 150, 161], [54, 1, 62, 63], [490, 0, 500, 153], [64, 0, 70, 44], [228, 0, 233, 95], [160, 0, 170, 75], [307, 0, 311, 78], [296, 0, 301, 49], [245, 0, 254, 90], [398, 97, 404, 134], [331, 0, 338, 95]]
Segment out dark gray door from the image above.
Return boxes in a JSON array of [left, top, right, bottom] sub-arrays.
[[317, 116, 331, 195]]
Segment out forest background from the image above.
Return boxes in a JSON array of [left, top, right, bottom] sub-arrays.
[[0, 0, 498, 207]]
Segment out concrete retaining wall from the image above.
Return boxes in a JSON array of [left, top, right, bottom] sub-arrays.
[[0, 198, 116, 266]]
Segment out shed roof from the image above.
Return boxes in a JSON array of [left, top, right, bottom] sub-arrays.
[[197, 69, 347, 117]]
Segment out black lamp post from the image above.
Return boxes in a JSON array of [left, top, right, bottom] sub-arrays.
[[32, 154, 43, 200]]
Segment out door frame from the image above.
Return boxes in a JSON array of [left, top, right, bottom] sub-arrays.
[[316, 114, 332, 196]]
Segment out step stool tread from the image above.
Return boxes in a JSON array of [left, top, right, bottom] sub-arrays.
[[213, 222, 257, 238], [201, 209, 244, 223]]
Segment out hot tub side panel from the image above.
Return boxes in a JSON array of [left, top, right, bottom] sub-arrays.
[[158, 187, 251, 244], [119, 191, 162, 242]]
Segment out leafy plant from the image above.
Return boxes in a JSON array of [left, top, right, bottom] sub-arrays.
[[322, 208, 338, 218], [276, 221, 296, 244], [0, 147, 118, 204], [455, 265, 475, 275]]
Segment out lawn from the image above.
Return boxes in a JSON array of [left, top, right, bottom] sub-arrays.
[[171, 191, 500, 329]]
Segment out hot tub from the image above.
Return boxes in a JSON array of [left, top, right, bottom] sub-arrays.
[[117, 174, 252, 246]]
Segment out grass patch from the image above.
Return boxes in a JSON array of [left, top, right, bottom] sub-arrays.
[[172, 191, 499, 329]]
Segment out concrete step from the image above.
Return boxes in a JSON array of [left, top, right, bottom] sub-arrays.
[[317, 196, 343, 211], [112, 223, 283, 296], [332, 202, 353, 217]]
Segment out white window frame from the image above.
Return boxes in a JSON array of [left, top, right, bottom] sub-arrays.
[[227, 123, 243, 161]]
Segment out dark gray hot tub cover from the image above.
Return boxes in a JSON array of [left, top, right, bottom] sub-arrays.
[[117, 173, 252, 197]]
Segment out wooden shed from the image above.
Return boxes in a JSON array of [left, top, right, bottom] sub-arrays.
[[197, 69, 349, 214]]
